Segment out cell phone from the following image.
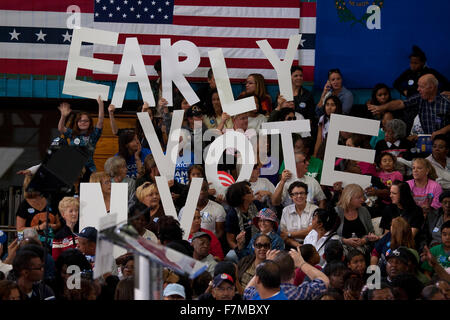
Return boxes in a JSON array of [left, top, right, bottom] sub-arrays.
[[17, 231, 24, 242]]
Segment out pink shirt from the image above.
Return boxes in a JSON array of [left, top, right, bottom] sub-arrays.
[[376, 171, 403, 187], [407, 179, 442, 210]]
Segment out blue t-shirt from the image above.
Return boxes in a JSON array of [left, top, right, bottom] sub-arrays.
[[64, 127, 102, 172], [117, 148, 151, 179], [252, 290, 288, 300], [174, 150, 194, 185]]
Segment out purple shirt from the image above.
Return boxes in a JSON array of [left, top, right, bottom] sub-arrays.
[[407, 179, 443, 210]]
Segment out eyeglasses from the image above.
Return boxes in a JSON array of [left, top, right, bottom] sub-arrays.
[[290, 192, 307, 197], [254, 243, 271, 249]]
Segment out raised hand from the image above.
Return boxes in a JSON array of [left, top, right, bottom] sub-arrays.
[[58, 102, 72, 117]]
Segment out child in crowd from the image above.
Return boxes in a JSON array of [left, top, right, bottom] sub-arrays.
[[346, 249, 367, 280], [293, 244, 321, 285], [376, 153, 403, 188]]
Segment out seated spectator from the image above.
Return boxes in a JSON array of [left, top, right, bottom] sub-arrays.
[[163, 283, 186, 300], [224, 181, 262, 262], [426, 135, 450, 191], [425, 191, 450, 246], [191, 271, 213, 299], [0, 233, 17, 279], [346, 249, 367, 280], [128, 203, 157, 242], [188, 209, 224, 261], [135, 182, 165, 235], [303, 208, 341, 267], [375, 153, 403, 190], [375, 118, 413, 161], [323, 239, 345, 266], [17, 238, 55, 282], [117, 130, 151, 179], [280, 181, 318, 248], [237, 234, 271, 289], [314, 95, 342, 157], [293, 244, 321, 286], [236, 208, 284, 259], [156, 216, 193, 257], [323, 261, 350, 295], [408, 158, 443, 214], [116, 254, 134, 279], [342, 272, 364, 300], [198, 273, 237, 301], [335, 184, 380, 256], [383, 247, 412, 285], [250, 260, 288, 300], [421, 220, 450, 277], [89, 171, 112, 212], [272, 151, 327, 208], [52, 197, 79, 261], [389, 272, 424, 300], [179, 180, 226, 240], [380, 180, 424, 238], [12, 248, 55, 300], [371, 217, 415, 277], [316, 68, 354, 115], [318, 288, 344, 300], [104, 156, 136, 201], [0, 280, 21, 300], [420, 246, 450, 284]]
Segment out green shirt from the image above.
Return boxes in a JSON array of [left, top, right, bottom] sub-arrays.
[[421, 244, 450, 272], [279, 156, 323, 182]]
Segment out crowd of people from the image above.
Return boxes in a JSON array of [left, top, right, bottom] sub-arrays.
[[0, 46, 449, 301]]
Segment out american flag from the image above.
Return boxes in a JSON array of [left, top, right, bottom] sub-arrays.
[[0, 1, 316, 83]]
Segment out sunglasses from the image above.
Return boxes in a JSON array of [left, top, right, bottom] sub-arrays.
[[254, 243, 271, 249]]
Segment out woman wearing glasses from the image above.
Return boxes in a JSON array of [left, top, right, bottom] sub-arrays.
[[237, 234, 272, 289], [280, 181, 319, 249], [316, 69, 354, 116], [57, 96, 105, 180]]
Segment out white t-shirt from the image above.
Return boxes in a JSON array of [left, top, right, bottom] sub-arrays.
[[304, 229, 340, 266], [280, 203, 318, 243], [248, 114, 268, 133], [276, 175, 326, 207], [178, 200, 226, 236]]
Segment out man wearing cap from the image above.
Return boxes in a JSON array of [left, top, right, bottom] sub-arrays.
[[163, 283, 186, 300], [384, 246, 412, 284], [191, 231, 217, 276], [76, 226, 118, 277]]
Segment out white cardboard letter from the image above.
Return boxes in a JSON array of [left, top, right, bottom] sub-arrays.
[[208, 49, 256, 116], [262, 120, 311, 178], [137, 111, 183, 179], [257, 34, 301, 101], [161, 39, 200, 106], [320, 114, 379, 189], [366, 5, 381, 30], [205, 131, 255, 196], [63, 27, 118, 99], [111, 37, 155, 108]]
